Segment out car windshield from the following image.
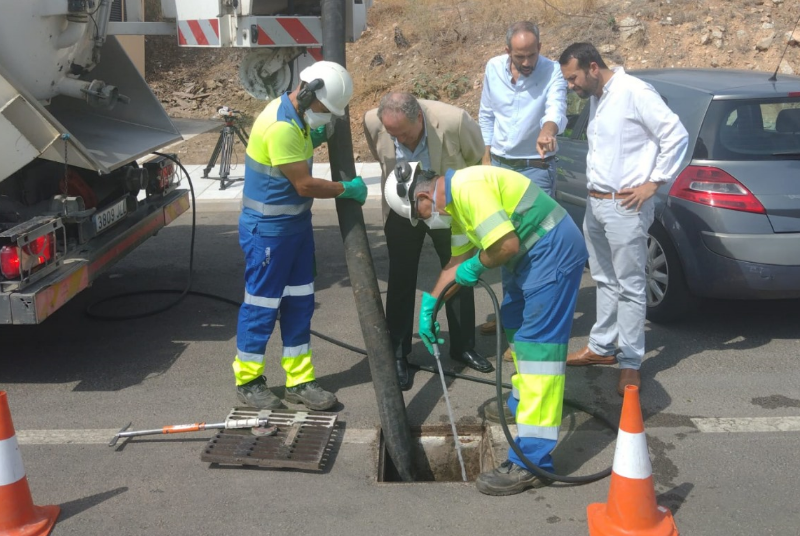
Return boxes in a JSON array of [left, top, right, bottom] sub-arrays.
[[695, 96, 800, 160]]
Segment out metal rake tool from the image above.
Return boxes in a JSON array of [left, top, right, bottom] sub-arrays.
[[109, 417, 277, 447]]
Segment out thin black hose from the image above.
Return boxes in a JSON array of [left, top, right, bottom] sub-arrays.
[[432, 279, 613, 484], [85, 154, 197, 320]]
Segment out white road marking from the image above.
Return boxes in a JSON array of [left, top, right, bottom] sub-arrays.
[[16, 427, 379, 446], [338, 428, 378, 444], [16, 430, 121, 445], [17, 419, 800, 446], [691, 417, 800, 433]]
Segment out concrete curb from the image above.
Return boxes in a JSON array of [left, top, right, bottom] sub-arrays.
[[158, 162, 384, 211]]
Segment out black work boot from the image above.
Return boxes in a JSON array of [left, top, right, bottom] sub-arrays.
[[285, 381, 338, 411], [475, 460, 551, 496], [236, 376, 285, 409], [484, 398, 515, 424], [396, 356, 413, 391]]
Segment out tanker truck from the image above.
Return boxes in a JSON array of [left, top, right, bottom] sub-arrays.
[[0, 0, 370, 324]]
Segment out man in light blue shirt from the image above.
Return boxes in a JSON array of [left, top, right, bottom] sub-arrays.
[[393, 119, 431, 170], [479, 21, 568, 197], [477, 20, 568, 410]]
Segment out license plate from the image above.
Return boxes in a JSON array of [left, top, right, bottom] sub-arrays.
[[93, 198, 127, 233]]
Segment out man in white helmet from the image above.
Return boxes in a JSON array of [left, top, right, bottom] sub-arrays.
[[385, 162, 587, 495], [232, 61, 367, 411]]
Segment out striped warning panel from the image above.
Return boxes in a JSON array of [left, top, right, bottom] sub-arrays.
[[177, 19, 220, 47], [255, 17, 322, 46]]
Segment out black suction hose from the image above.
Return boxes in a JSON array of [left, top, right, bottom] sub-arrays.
[[432, 279, 614, 484]]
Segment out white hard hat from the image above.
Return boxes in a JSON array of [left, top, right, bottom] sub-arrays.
[[299, 61, 353, 117], [384, 162, 422, 226]]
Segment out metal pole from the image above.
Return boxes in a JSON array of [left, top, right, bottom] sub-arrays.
[[321, 0, 416, 482]]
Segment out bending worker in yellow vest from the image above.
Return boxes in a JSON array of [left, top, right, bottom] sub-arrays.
[[385, 163, 588, 495]]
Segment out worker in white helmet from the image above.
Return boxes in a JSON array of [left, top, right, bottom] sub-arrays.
[[363, 91, 492, 392], [232, 61, 367, 411], [385, 162, 588, 496]]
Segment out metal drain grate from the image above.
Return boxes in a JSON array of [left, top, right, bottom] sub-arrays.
[[200, 407, 338, 470]]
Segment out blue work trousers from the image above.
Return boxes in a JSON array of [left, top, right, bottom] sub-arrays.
[[234, 223, 316, 387], [500, 219, 587, 470]]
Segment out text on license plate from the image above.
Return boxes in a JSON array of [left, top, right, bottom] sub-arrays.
[[94, 199, 127, 233]]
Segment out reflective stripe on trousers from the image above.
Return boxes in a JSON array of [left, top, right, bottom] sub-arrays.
[[233, 224, 317, 387], [500, 260, 584, 470]]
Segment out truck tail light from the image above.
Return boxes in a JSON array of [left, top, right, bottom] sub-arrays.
[[1, 235, 54, 279], [144, 155, 179, 196], [668, 165, 766, 214], [0, 219, 64, 287], [157, 164, 176, 191], [0, 245, 19, 279]]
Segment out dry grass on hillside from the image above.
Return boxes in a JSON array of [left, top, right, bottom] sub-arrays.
[[147, 0, 800, 164], [345, 0, 615, 159], [352, 0, 604, 102]]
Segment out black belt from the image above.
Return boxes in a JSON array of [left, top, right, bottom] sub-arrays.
[[491, 154, 555, 170]]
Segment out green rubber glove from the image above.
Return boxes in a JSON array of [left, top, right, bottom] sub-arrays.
[[418, 292, 444, 355], [338, 176, 367, 205], [454, 253, 488, 287], [310, 125, 327, 148]]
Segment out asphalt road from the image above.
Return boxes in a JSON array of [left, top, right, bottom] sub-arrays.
[[2, 202, 800, 536]]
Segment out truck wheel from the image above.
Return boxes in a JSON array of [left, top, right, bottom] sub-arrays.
[[645, 222, 694, 324]]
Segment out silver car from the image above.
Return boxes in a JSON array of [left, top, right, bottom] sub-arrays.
[[555, 69, 800, 323]]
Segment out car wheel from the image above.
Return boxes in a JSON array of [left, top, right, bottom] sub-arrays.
[[645, 222, 693, 323]]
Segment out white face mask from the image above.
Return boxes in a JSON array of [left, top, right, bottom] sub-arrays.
[[304, 110, 332, 129], [422, 180, 451, 229], [424, 212, 452, 230]]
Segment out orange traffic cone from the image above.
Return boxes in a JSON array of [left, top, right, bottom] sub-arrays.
[[587, 385, 678, 536], [0, 391, 59, 536]]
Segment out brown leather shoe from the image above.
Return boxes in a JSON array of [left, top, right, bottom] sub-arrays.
[[566, 346, 617, 366], [480, 319, 497, 335], [502, 347, 513, 362], [617, 369, 641, 396]]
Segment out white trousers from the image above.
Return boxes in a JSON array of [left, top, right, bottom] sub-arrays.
[[583, 196, 654, 370]]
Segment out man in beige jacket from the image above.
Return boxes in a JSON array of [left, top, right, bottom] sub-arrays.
[[363, 92, 491, 390]]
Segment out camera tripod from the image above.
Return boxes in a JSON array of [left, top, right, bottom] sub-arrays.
[[202, 107, 250, 190]]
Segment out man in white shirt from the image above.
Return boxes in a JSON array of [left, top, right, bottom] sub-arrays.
[[558, 42, 689, 396]]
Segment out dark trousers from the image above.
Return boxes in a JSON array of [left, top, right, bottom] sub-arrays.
[[384, 210, 476, 359]]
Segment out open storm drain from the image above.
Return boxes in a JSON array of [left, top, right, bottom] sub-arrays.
[[378, 425, 489, 482], [201, 407, 338, 470]]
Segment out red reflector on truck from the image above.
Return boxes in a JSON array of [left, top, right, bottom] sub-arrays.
[[144, 154, 178, 196], [0, 245, 20, 279], [0, 235, 54, 279]]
